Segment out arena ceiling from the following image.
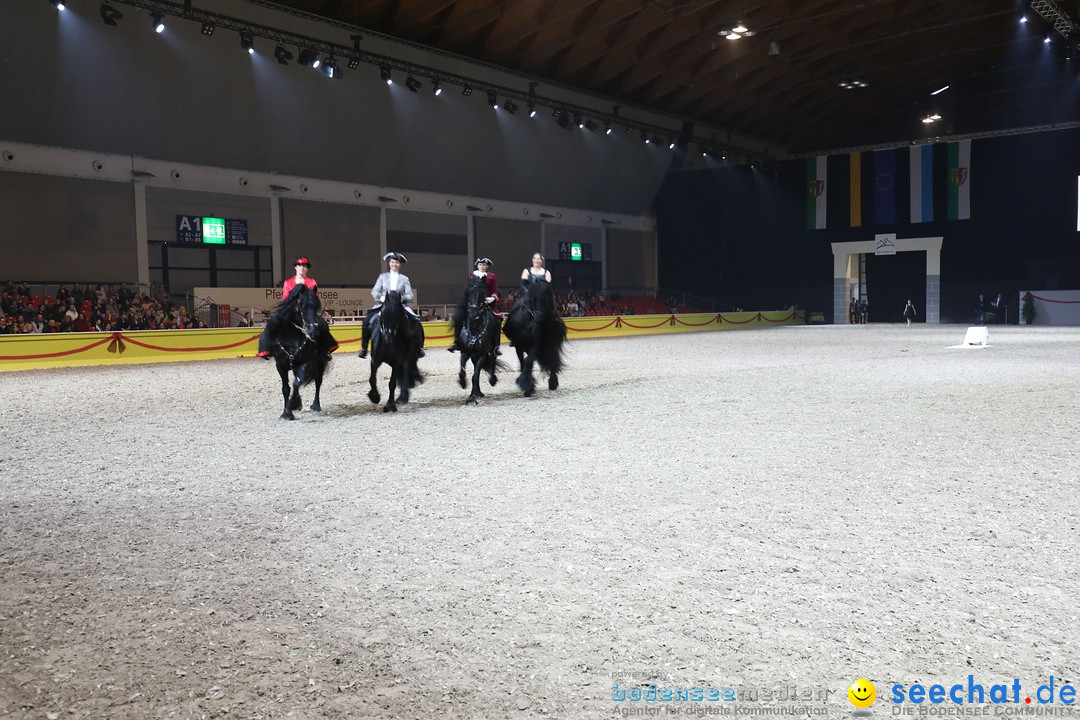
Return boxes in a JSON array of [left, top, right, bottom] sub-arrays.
[[264, 0, 1080, 157]]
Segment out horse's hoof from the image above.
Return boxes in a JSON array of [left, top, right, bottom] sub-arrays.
[[280, 412, 294, 421], [383, 404, 397, 413], [368, 390, 380, 404], [548, 375, 559, 391], [458, 373, 467, 389], [523, 388, 535, 398], [488, 374, 498, 386], [467, 395, 478, 405], [310, 403, 322, 412]]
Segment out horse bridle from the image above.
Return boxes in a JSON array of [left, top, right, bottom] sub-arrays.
[[275, 305, 317, 361]]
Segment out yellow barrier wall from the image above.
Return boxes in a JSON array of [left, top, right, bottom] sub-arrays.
[[0, 311, 803, 372]]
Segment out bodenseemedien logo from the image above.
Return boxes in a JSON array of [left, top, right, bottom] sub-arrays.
[[849, 679, 878, 709]]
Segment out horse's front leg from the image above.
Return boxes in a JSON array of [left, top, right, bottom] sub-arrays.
[[468, 355, 484, 404], [396, 358, 410, 405], [384, 364, 399, 412], [516, 350, 537, 397], [458, 351, 468, 389], [367, 359, 381, 405], [310, 365, 323, 412], [278, 363, 295, 420]]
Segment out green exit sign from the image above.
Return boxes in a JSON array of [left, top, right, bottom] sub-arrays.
[[570, 242, 583, 261], [202, 216, 226, 244]]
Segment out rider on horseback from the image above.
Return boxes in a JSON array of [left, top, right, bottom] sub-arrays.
[[359, 252, 425, 359], [449, 257, 500, 354], [257, 256, 338, 359]]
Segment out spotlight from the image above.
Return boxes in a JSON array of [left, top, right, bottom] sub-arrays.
[[322, 57, 340, 78], [51, 0, 65, 10], [99, 2, 122, 26], [604, 122, 612, 135], [274, 45, 293, 65], [504, 100, 518, 114], [239, 31, 254, 54], [528, 103, 536, 117], [461, 86, 472, 96], [380, 65, 392, 84], [432, 80, 443, 96], [201, 22, 215, 36], [585, 119, 598, 131], [347, 54, 360, 69], [298, 48, 318, 67], [405, 76, 422, 92], [151, 12, 164, 33], [488, 92, 499, 109], [668, 138, 676, 150], [641, 129, 650, 143]]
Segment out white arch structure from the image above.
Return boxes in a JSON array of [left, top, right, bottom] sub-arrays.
[[831, 236, 943, 323]]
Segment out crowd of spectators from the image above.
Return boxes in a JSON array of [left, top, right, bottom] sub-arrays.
[[0, 281, 206, 334]]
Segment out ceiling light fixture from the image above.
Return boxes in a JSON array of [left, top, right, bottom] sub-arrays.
[[151, 12, 164, 33], [504, 100, 519, 114], [51, 0, 65, 9], [718, 20, 754, 40], [239, 31, 254, 54], [99, 2, 122, 26], [347, 54, 360, 69], [528, 103, 536, 117], [930, 84, 950, 95], [461, 86, 472, 96], [405, 76, 422, 92], [322, 57, 339, 78], [274, 45, 292, 64], [298, 48, 318, 67], [200, 22, 214, 36], [432, 80, 442, 96], [380, 64, 392, 84], [488, 92, 499, 109]]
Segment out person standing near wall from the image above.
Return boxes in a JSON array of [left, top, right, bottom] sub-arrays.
[[903, 299, 917, 326]]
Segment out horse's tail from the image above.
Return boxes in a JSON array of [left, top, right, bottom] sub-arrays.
[[536, 313, 567, 375]]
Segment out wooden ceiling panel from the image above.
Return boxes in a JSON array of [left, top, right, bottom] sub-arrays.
[[268, 0, 1077, 154]]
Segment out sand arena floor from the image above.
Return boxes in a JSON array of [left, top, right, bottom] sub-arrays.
[[1, 324, 1078, 719]]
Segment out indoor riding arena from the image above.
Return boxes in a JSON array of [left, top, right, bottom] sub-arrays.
[[5, 0, 1080, 718], [3, 324, 1078, 718]]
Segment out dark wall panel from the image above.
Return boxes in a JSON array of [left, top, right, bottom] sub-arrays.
[[0, 172, 136, 283]]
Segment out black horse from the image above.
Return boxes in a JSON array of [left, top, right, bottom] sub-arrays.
[[258, 284, 331, 420], [451, 274, 504, 404], [367, 289, 425, 412], [501, 277, 566, 397]]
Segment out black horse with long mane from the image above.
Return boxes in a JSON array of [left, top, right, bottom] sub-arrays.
[[257, 284, 331, 420], [366, 289, 425, 412], [501, 277, 566, 396], [451, 274, 504, 404]]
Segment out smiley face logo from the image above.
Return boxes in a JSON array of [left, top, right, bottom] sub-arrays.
[[848, 678, 876, 708]]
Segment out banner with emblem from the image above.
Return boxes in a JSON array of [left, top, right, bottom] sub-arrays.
[[806, 156, 827, 229], [873, 149, 897, 225], [948, 139, 971, 220], [909, 144, 934, 223]]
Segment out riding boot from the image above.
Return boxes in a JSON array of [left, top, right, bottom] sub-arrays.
[[358, 325, 369, 359]]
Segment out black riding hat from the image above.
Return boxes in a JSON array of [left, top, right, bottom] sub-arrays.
[[474, 257, 493, 267], [383, 252, 407, 263]]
